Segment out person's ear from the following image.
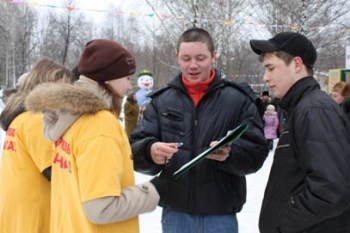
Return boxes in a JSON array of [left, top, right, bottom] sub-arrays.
[[293, 56, 304, 71], [211, 50, 217, 65]]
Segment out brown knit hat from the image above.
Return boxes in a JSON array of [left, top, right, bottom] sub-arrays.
[[78, 39, 136, 82]]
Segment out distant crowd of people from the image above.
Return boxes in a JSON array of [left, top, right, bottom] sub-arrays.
[[258, 77, 350, 153], [1, 27, 350, 233]]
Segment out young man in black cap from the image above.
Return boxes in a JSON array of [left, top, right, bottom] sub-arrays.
[[250, 32, 350, 233]]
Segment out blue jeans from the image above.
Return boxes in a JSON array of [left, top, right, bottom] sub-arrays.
[[161, 208, 239, 233]]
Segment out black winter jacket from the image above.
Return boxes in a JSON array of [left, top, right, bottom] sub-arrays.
[[259, 77, 350, 233], [130, 71, 268, 215], [341, 97, 350, 123]]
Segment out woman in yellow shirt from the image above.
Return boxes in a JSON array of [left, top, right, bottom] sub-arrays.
[[0, 58, 72, 233], [26, 39, 163, 233]]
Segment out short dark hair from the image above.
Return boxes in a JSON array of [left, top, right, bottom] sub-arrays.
[[260, 51, 314, 76], [176, 28, 215, 54], [260, 51, 293, 64]]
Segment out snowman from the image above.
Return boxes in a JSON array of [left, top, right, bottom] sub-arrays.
[[135, 69, 154, 107]]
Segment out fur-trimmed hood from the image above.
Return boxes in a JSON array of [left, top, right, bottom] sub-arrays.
[[25, 76, 114, 141]]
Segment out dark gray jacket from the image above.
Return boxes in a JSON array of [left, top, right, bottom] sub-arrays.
[[130, 71, 268, 214], [341, 97, 350, 123], [259, 77, 350, 233]]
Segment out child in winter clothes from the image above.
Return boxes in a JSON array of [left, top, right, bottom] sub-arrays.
[[263, 104, 279, 150]]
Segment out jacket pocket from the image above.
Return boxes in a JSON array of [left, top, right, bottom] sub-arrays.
[[160, 108, 185, 138]]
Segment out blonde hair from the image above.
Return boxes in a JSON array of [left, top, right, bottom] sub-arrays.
[[16, 72, 28, 87], [267, 104, 275, 111], [0, 58, 72, 130], [19, 58, 72, 93]]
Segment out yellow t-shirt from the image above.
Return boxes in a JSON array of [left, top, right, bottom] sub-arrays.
[[51, 110, 139, 233], [0, 112, 52, 233]]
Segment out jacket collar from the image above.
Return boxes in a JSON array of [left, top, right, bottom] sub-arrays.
[[167, 69, 224, 92], [280, 76, 320, 114]]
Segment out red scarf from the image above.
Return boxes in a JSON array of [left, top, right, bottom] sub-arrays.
[[182, 69, 215, 107]]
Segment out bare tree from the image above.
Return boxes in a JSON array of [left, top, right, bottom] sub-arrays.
[[143, 0, 264, 83], [1, 0, 349, 91], [0, 3, 38, 87], [40, 0, 92, 68], [250, 0, 350, 73]]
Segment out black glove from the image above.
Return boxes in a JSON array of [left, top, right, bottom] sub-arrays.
[[150, 176, 168, 198]]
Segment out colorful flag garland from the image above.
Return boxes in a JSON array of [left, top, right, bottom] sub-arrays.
[[1, 0, 349, 32]]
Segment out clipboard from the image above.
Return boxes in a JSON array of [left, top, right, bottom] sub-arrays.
[[172, 123, 249, 179]]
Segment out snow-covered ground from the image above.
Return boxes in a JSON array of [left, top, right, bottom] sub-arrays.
[[136, 140, 276, 233]]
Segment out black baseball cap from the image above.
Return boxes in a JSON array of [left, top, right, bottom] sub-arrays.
[[250, 32, 317, 68]]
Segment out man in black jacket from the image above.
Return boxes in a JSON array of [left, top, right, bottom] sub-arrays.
[[130, 27, 268, 233], [250, 32, 350, 233]]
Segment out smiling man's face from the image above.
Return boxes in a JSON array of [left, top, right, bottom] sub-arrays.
[[177, 42, 216, 83]]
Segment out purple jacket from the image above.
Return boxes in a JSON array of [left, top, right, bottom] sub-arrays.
[[263, 111, 279, 139]]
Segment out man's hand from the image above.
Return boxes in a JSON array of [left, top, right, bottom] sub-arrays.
[[206, 141, 231, 161], [150, 142, 179, 165]]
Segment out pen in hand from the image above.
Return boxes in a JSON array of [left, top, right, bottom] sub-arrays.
[[164, 142, 183, 165], [176, 142, 184, 148]]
